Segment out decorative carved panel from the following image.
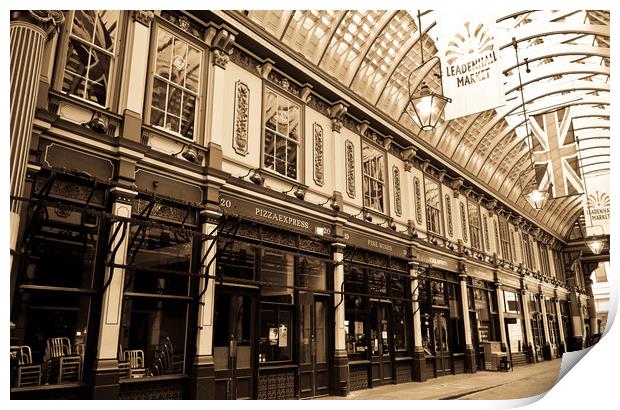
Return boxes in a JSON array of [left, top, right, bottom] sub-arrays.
[[299, 237, 329, 255], [345, 140, 355, 199], [119, 379, 184, 399], [445, 194, 453, 237], [460, 202, 468, 243], [233, 81, 250, 156], [414, 177, 422, 225], [313, 123, 324, 186], [349, 367, 369, 391], [483, 214, 491, 251], [393, 166, 402, 217]]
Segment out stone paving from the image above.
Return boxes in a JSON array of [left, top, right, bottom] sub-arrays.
[[319, 359, 562, 400]]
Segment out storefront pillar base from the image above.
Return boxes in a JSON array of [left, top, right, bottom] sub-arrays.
[[89, 358, 120, 400], [189, 355, 214, 400], [566, 336, 583, 352], [331, 350, 349, 396], [465, 347, 477, 373], [542, 343, 552, 360], [412, 349, 426, 382]]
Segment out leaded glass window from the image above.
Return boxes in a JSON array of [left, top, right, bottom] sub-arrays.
[[264, 88, 301, 179], [362, 143, 385, 212], [150, 28, 202, 140], [62, 11, 120, 106], [425, 178, 441, 234], [467, 201, 482, 250]]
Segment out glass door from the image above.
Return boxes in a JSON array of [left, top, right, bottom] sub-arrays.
[[299, 293, 330, 398], [370, 301, 393, 385], [213, 287, 255, 399], [433, 310, 451, 375]]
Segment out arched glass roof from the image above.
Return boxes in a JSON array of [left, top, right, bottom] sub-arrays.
[[243, 10, 610, 239]]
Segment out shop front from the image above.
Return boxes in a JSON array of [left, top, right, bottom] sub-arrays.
[[215, 193, 334, 399], [467, 279, 501, 370], [527, 293, 547, 362], [502, 289, 529, 366], [544, 296, 561, 358], [342, 229, 412, 391]]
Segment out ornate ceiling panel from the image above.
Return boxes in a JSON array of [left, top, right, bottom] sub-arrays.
[[242, 9, 610, 239]]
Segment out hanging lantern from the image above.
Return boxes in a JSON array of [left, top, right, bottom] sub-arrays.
[[586, 238, 605, 255], [405, 81, 451, 131]]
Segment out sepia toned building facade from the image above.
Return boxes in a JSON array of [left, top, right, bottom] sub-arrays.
[[9, 10, 610, 399]]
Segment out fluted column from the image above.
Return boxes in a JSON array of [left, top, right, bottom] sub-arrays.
[[554, 297, 566, 354], [329, 103, 348, 211], [539, 294, 551, 360], [9, 11, 64, 257], [520, 289, 535, 363], [459, 271, 476, 373], [332, 243, 348, 396], [410, 261, 426, 381], [91, 188, 135, 399]]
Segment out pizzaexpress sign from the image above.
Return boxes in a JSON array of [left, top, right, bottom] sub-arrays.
[[219, 193, 332, 236]]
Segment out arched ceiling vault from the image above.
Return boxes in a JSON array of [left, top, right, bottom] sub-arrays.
[[242, 10, 610, 240]]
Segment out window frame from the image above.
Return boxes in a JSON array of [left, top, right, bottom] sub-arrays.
[[424, 176, 443, 235], [498, 218, 513, 262], [144, 17, 207, 143], [467, 200, 482, 251], [361, 140, 387, 213], [54, 10, 126, 110], [261, 84, 305, 183]]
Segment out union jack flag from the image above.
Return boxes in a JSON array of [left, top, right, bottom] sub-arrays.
[[529, 107, 584, 197]]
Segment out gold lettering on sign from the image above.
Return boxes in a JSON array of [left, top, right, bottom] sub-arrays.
[[254, 207, 310, 229]]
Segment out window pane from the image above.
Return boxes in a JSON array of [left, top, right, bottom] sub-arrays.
[[171, 38, 187, 87], [286, 140, 297, 179], [264, 130, 275, 169], [85, 80, 107, 106], [62, 70, 87, 99], [72, 11, 96, 42], [297, 256, 326, 291], [151, 108, 165, 128], [93, 10, 119, 51], [261, 250, 294, 304], [265, 91, 277, 130], [259, 306, 292, 362], [119, 298, 187, 377], [65, 40, 90, 78], [218, 240, 255, 280], [276, 97, 289, 136], [156, 30, 173, 80], [288, 104, 299, 141], [425, 179, 440, 208], [185, 47, 201, 93], [181, 93, 196, 139], [151, 78, 167, 111]]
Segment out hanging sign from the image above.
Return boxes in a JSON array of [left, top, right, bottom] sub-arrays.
[[436, 11, 506, 120], [582, 171, 610, 235]]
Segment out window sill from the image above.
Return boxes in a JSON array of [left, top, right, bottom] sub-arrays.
[[348, 359, 371, 366], [142, 124, 204, 150], [258, 363, 298, 371], [11, 382, 83, 393], [48, 90, 122, 120], [119, 374, 188, 384], [259, 166, 306, 190]]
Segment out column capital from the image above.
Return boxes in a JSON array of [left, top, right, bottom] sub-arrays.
[[331, 242, 346, 253], [132, 10, 154, 27], [11, 10, 65, 35], [109, 187, 138, 204]]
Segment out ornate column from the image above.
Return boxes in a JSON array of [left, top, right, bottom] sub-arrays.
[[9, 11, 64, 266], [189, 209, 220, 399], [495, 280, 508, 351], [332, 243, 348, 396], [458, 264, 476, 373], [554, 297, 567, 354], [410, 260, 426, 382], [584, 277, 599, 337], [520, 288, 535, 363], [204, 24, 235, 148], [539, 293, 551, 360], [120, 11, 154, 142], [330, 102, 349, 211], [91, 187, 135, 399]]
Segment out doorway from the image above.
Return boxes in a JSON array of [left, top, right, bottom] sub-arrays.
[[433, 310, 452, 375], [370, 301, 393, 385], [299, 293, 330, 398], [213, 287, 256, 399]]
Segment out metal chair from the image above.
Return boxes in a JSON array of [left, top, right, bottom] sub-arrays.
[[45, 337, 81, 384], [11, 345, 42, 387], [123, 349, 146, 378]]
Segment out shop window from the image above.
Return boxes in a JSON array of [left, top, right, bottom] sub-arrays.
[[218, 240, 256, 281], [431, 280, 446, 306], [368, 269, 387, 296], [149, 27, 202, 140], [467, 201, 482, 250], [259, 305, 293, 362], [264, 88, 301, 180], [119, 224, 193, 379], [362, 143, 385, 212], [12, 186, 103, 388], [392, 274, 409, 352], [260, 250, 294, 304], [61, 11, 121, 106], [425, 178, 441, 234], [503, 290, 520, 314], [344, 265, 367, 358], [297, 255, 327, 291], [506, 318, 526, 353]]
